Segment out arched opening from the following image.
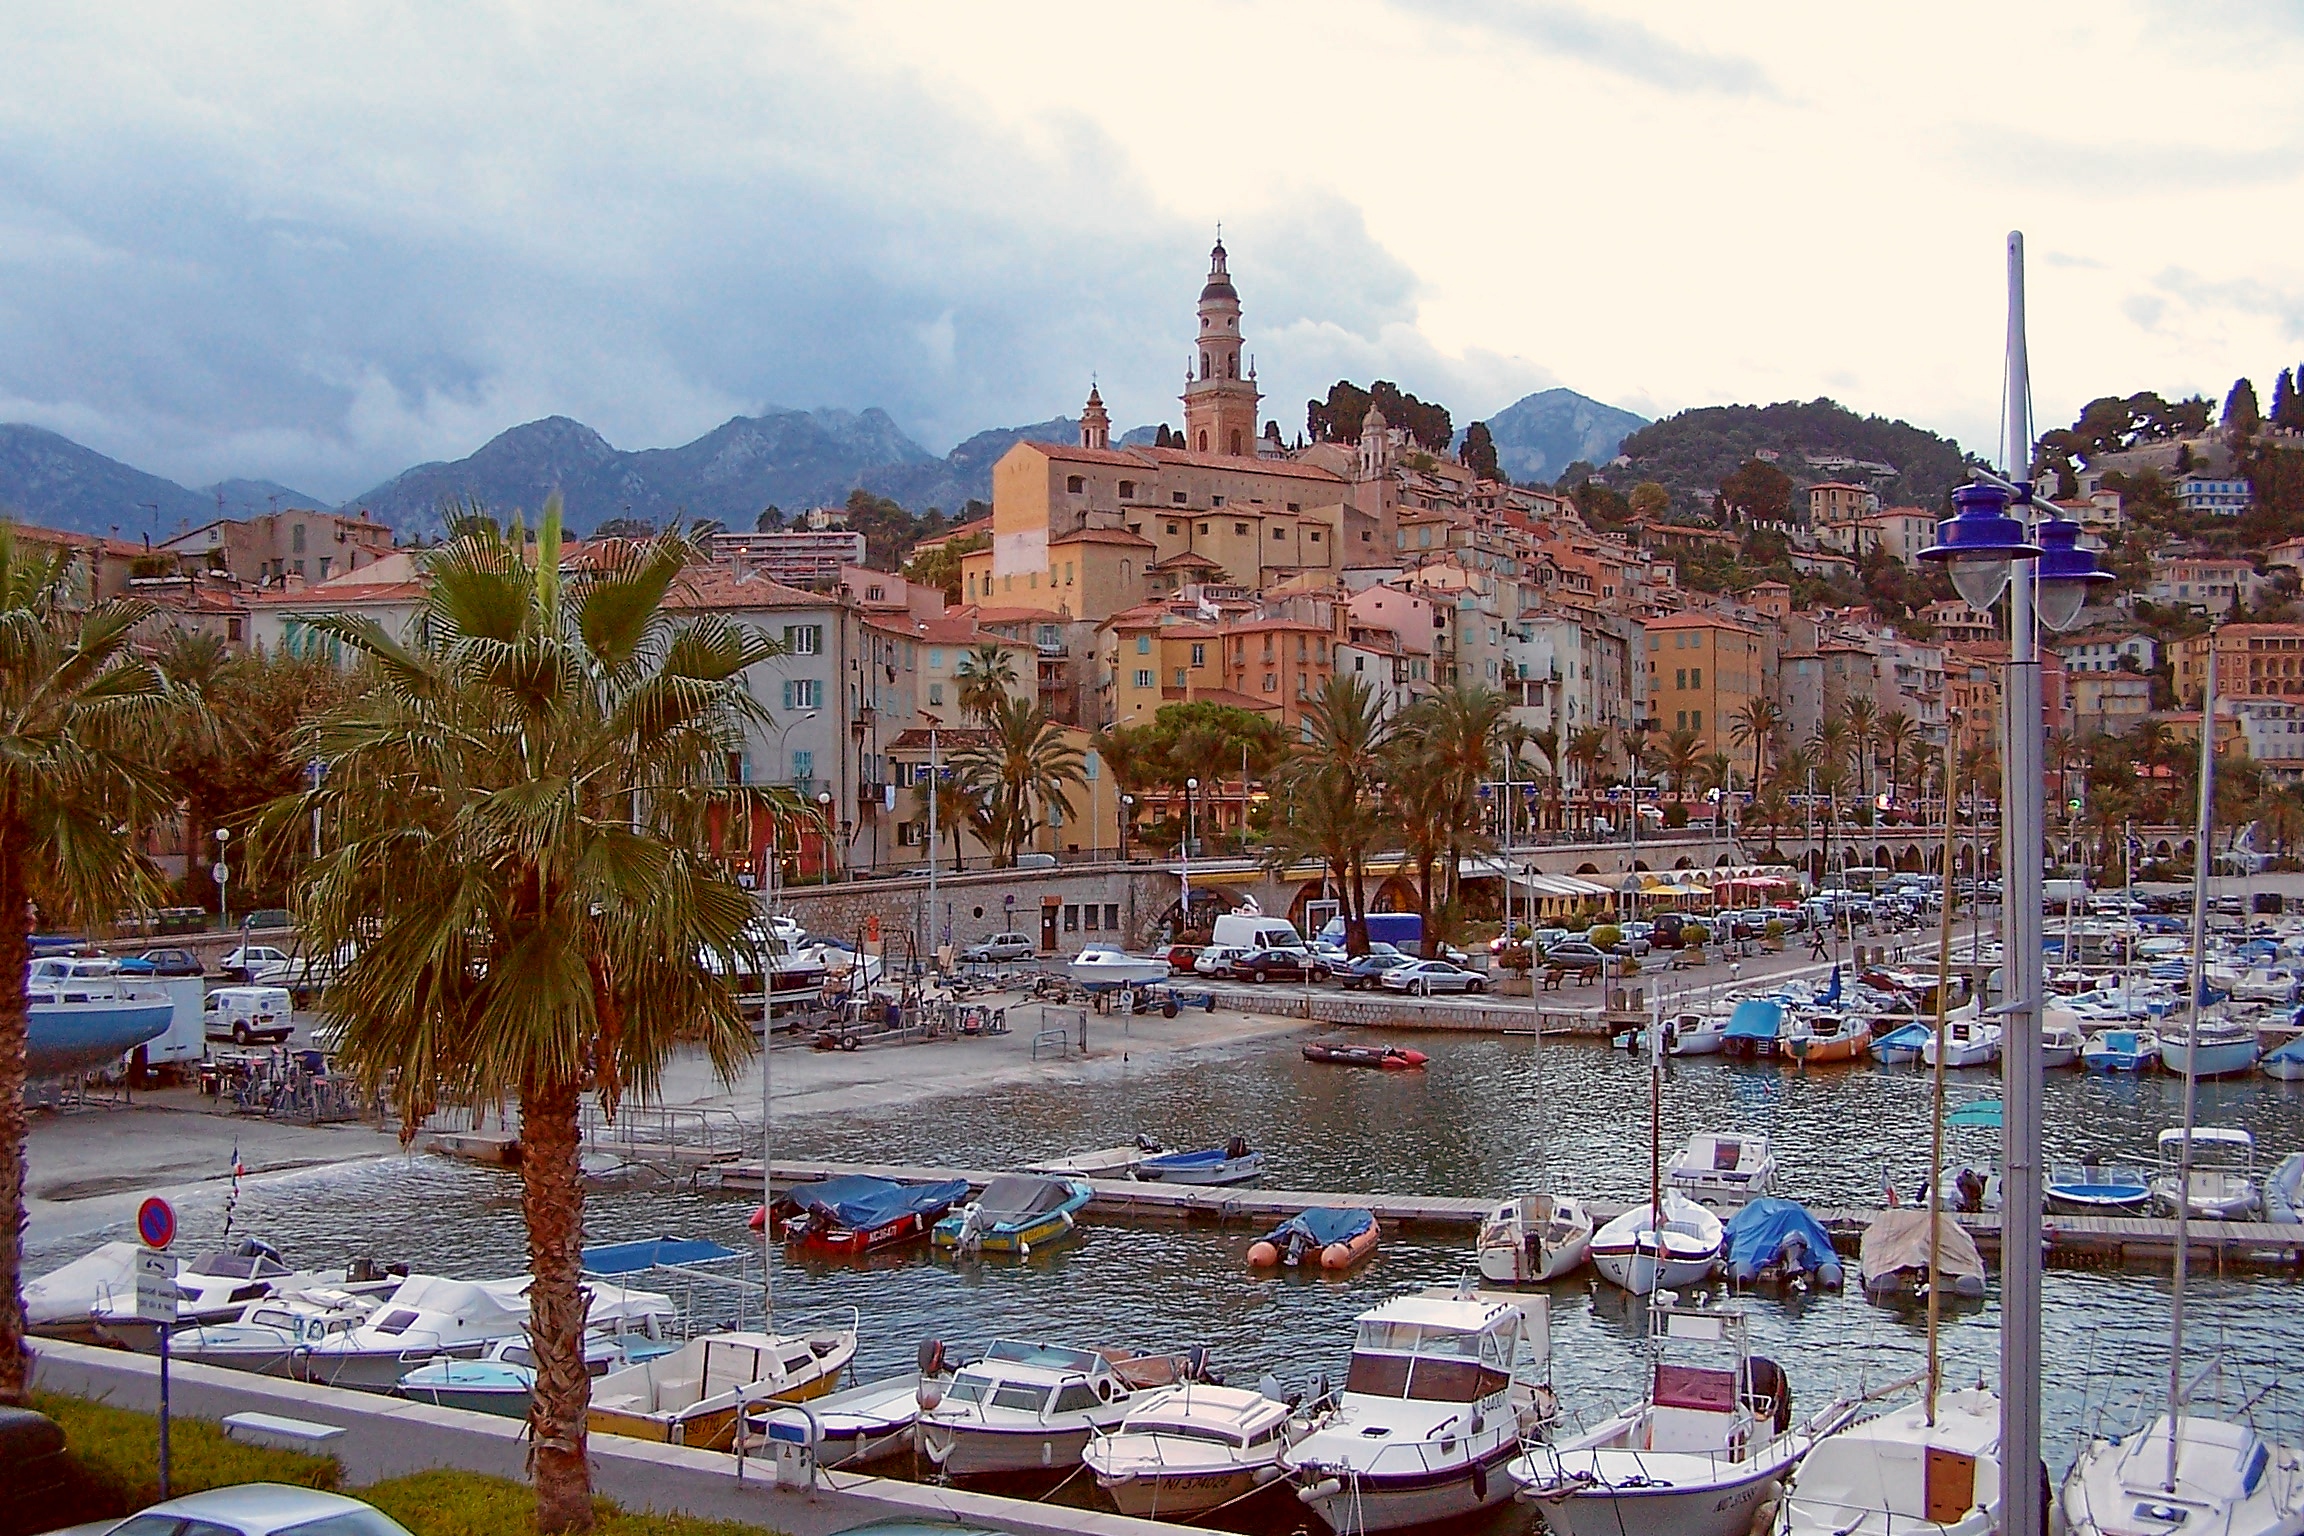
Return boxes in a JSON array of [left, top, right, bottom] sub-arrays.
[[1228, 353, 1238, 379], [1200, 351, 1210, 380], [1197, 430, 1209, 452], [2154, 840, 2172, 858], [1631, 859, 1651, 873], [1673, 855, 1695, 869], [1873, 844, 1892, 869], [1372, 874, 1420, 913], [1576, 862, 1602, 875], [1120, 559, 1133, 586], [1230, 430, 1243, 455]]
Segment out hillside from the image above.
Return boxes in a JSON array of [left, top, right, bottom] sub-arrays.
[[1476, 388, 1647, 483], [1610, 398, 1975, 515], [0, 424, 213, 538]]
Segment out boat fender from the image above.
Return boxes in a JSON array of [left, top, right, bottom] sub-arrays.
[[1471, 1461, 1488, 1501], [1301, 1477, 1343, 1503], [1187, 1344, 1209, 1381], [1247, 1240, 1281, 1267], [1741, 1356, 1791, 1435]]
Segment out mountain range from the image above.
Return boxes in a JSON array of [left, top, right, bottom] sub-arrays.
[[0, 387, 1649, 541]]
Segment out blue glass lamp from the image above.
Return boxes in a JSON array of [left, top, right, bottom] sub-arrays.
[[1919, 483, 2040, 609], [2031, 514, 2113, 632]]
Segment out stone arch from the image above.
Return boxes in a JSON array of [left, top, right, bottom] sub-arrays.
[[1576, 862, 1602, 875], [1285, 879, 1333, 933], [1715, 853, 1735, 866], [1372, 874, 1420, 913], [2154, 840, 2173, 858], [1631, 859, 1652, 873], [1674, 855, 1696, 869], [1873, 844, 1893, 869], [2179, 839, 2196, 860]]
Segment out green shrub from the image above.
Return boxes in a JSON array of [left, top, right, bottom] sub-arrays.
[[1764, 919, 1786, 940], [1497, 942, 1533, 976], [1588, 924, 1623, 951], [1563, 911, 1591, 932], [32, 1391, 340, 1514], [1619, 956, 1642, 975]]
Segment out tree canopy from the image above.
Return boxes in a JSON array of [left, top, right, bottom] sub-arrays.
[[1305, 380, 1454, 452]]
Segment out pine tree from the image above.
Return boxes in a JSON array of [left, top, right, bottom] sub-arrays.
[[2276, 368, 2304, 431], [2223, 377, 2262, 432]]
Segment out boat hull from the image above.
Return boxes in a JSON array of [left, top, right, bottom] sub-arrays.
[[28, 1000, 174, 1078], [1590, 1245, 1720, 1295], [1099, 1464, 1280, 1518], [919, 1419, 1099, 1478], [2159, 1040, 2261, 1078], [296, 1342, 497, 1392], [791, 1210, 942, 1254], [1522, 1459, 1790, 1536], [932, 1210, 1078, 1254], [1135, 1153, 1264, 1186], [1293, 1437, 1521, 1533], [2045, 1186, 2151, 1216], [1786, 1031, 1867, 1065], [396, 1382, 528, 1418]]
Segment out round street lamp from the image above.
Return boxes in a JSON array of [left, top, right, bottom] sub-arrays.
[[2032, 512, 2114, 633], [1919, 482, 2040, 611]]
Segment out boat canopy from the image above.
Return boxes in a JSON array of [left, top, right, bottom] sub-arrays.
[[973, 1176, 1080, 1223], [1722, 998, 1784, 1042], [1256, 1207, 1375, 1249], [800, 1175, 971, 1229], [581, 1237, 743, 1275], [1947, 1099, 2004, 1129], [1723, 1197, 1844, 1286], [1859, 1210, 1985, 1285]]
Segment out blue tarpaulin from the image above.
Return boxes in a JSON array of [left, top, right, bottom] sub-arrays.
[[799, 1175, 971, 1230], [1722, 999, 1783, 1043], [582, 1237, 742, 1275], [1724, 1197, 1843, 1287], [1257, 1207, 1374, 1249]]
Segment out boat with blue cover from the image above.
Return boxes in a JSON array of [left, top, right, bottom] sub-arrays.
[[2262, 1035, 2304, 1081], [1870, 1022, 1932, 1066], [779, 1174, 972, 1254], [932, 1175, 1092, 1255], [1723, 1198, 1843, 1289], [1246, 1207, 1379, 1270], [2045, 1158, 2152, 1215], [1133, 1136, 1263, 1186], [1720, 998, 1783, 1060], [2082, 1027, 2158, 1073]]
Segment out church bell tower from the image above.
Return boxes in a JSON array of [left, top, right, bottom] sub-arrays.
[[1180, 238, 1262, 458]]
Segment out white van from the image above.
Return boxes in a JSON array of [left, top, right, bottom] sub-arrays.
[[1209, 913, 1305, 955], [205, 986, 294, 1046]]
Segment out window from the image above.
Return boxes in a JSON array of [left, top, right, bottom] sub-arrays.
[[1309, 529, 1321, 543], [1691, 668, 1701, 688], [1235, 522, 1248, 535], [783, 679, 823, 709], [1191, 643, 1206, 666], [1677, 710, 1688, 729], [1105, 903, 1119, 929], [1692, 710, 1702, 731], [1263, 672, 1277, 693], [790, 749, 814, 781], [1174, 668, 1187, 687], [1213, 495, 1226, 507], [1134, 669, 1154, 688], [1172, 491, 1187, 504], [1119, 480, 1135, 499], [928, 682, 943, 705], [898, 821, 924, 846], [1287, 501, 1301, 512], [785, 624, 823, 655], [1066, 475, 1086, 494], [1084, 905, 1099, 930], [318, 556, 332, 579], [291, 559, 305, 578], [1199, 522, 1210, 535], [930, 648, 943, 668], [1137, 634, 1151, 655], [1064, 905, 1079, 931], [1198, 430, 1209, 451], [1065, 562, 1074, 585], [1676, 669, 1686, 688], [1166, 521, 1179, 534], [1273, 526, 1286, 539], [291, 522, 307, 553]]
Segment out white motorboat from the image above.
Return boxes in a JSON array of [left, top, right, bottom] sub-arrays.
[[2210, 962, 2304, 1005], [1476, 1194, 1595, 1284], [1284, 1290, 1554, 1533], [2263, 1035, 2304, 1081], [2149, 1127, 2261, 1221], [2046, 1159, 2153, 1215], [1133, 1137, 1264, 1186], [1590, 1193, 1725, 1295], [2159, 1017, 2261, 1078], [745, 1373, 922, 1468], [916, 1337, 1209, 1478], [590, 1316, 860, 1449], [1666, 1133, 1778, 1207], [1512, 1302, 1858, 1536], [293, 1272, 673, 1392], [395, 1331, 678, 1417], [1084, 1381, 1301, 1518], [1655, 1009, 1729, 1056], [2040, 1018, 2085, 1069], [167, 1289, 382, 1376], [1779, 1385, 2003, 1536], [1069, 946, 1173, 990], [1922, 1017, 2002, 1069], [2082, 1027, 2159, 1073], [2064, 1415, 2304, 1536], [30, 1238, 395, 1346]]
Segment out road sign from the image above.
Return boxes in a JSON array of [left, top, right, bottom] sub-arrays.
[[212, 863, 230, 886], [137, 1196, 176, 1249], [134, 1247, 179, 1322]]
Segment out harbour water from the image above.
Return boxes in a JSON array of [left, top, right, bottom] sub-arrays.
[[33, 1026, 2304, 1505]]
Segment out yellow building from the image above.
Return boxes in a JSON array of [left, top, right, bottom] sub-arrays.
[[1643, 612, 1763, 756]]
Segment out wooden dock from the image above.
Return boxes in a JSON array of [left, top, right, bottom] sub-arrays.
[[712, 1153, 2304, 1271]]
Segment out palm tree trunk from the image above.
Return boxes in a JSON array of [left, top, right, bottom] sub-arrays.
[[0, 829, 29, 1404], [520, 1076, 594, 1535]]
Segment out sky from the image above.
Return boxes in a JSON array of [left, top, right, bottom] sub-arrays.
[[2, 1, 2301, 502]]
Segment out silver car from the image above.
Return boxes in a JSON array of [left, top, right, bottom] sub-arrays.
[[96, 1485, 413, 1536], [1380, 959, 1487, 994]]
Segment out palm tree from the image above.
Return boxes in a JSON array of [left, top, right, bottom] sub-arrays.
[[1565, 726, 1610, 822], [1660, 726, 1704, 802], [955, 642, 1019, 725], [1877, 709, 1918, 816], [0, 530, 174, 1405], [1384, 712, 1460, 958], [1266, 675, 1390, 950], [1729, 697, 1782, 798], [954, 696, 1086, 866], [1406, 687, 1506, 949], [281, 509, 771, 1531], [1841, 695, 1878, 812], [1090, 723, 1158, 852], [913, 776, 987, 867], [1696, 751, 1735, 831], [1528, 726, 1563, 831]]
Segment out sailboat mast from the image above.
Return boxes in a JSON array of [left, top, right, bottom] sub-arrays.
[[1649, 992, 1663, 1278], [762, 1002, 775, 1331], [2167, 639, 2215, 1491], [1925, 716, 1962, 1425]]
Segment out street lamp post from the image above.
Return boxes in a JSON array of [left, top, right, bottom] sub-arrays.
[[1183, 777, 1199, 933], [214, 827, 231, 928], [1919, 231, 2110, 1536], [1120, 794, 1135, 865]]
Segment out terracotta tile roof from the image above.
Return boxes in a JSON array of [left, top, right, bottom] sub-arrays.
[[1645, 612, 1758, 635], [1010, 440, 1348, 484], [1182, 687, 1283, 712], [1051, 526, 1156, 548], [662, 567, 839, 610], [252, 580, 424, 607], [1148, 551, 1224, 570]]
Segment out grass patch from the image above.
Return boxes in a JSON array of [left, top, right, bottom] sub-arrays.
[[366, 1469, 781, 1536], [28, 1395, 783, 1536], [30, 1390, 340, 1519]]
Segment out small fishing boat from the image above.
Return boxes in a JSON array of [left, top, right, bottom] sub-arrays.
[[1248, 1208, 1378, 1270], [2082, 1027, 2158, 1073], [1781, 1385, 2003, 1536], [2149, 1126, 2260, 1220], [295, 1274, 675, 1393], [1511, 1301, 1857, 1536], [1723, 1198, 1843, 1289], [932, 1175, 1094, 1256], [1069, 946, 1174, 991], [165, 1289, 380, 1376], [1084, 1382, 1301, 1518], [1476, 1194, 1594, 1284], [2262, 1035, 2304, 1081], [1134, 1137, 1263, 1186], [916, 1337, 1212, 1478], [1666, 1132, 1778, 1208], [1284, 1290, 1553, 1532], [2045, 1159, 2152, 1215], [2158, 1017, 2261, 1078], [2040, 1018, 2086, 1069], [1720, 998, 1784, 1060], [1858, 1210, 1985, 1301], [588, 1316, 861, 1449], [1590, 1193, 1724, 1294], [1666, 1009, 1731, 1056], [1784, 1014, 1869, 1066], [1302, 1041, 1428, 1069], [746, 1372, 922, 1468], [1871, 1022, 1933, 1066], [1922, 1016, 2001, 1069], [777, 1174, 972, 1253], [395, 1331, 677, 1417]]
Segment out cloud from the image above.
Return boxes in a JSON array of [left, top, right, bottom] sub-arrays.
[[1381, 0, 1776, 96], [2146, 268, 2304, 341]]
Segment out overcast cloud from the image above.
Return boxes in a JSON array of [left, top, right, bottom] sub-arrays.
[[1, 2, 2301, 500]]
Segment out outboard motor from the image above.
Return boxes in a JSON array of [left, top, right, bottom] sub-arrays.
[[1740, 1356, 1792, 1435], [953, 1203, 985, 1255], [1226, 1135, 1250, 1160], [916, 1338, 950, 1409]]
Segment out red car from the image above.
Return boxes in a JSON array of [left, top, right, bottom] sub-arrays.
[[1167, 944, 1204, 973]]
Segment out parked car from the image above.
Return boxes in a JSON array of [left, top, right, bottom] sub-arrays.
[[1540, 941, 1609, 971], [960, 932, 1037, 963], [118, 947, 205, 977], [1194, 944, 1248, 977], [1332, 951, 1415, 990], [255, 944, 356, 1000], [205, 986, 295, 1046], [1603, 930, 1651, 957], [1235, 945, 1315, 983], [219, 944, 290, 983], [1166, 943, 1205, 973], [90, 1483, 414, 1536], [1381, 959, 1487, 994]]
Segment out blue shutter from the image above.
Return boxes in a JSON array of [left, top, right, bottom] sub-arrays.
[[782, 680, 794, 709]]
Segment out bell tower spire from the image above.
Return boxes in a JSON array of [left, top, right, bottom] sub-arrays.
[[1181, 235, 1262, 458], [1079, 380, 1110, 450]]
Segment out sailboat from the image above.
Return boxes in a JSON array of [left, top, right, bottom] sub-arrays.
[[1780, 695, 2005, 1536], [1477, 922, 1595, 1284], [1590, 997, 1723, 1294], [2064, 640, 2304, 1536]]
